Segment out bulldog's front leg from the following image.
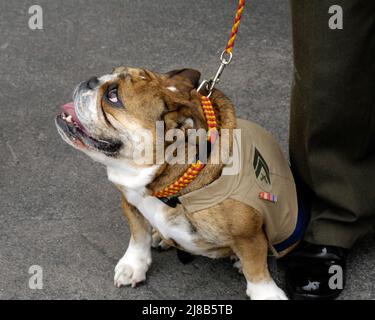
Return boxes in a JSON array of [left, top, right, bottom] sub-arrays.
[[232, 230, 288, 300], [114, 196, 152, 288]]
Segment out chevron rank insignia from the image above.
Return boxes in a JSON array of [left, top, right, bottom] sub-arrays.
[[253, 147, 271, 186]]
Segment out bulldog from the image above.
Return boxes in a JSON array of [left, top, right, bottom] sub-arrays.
[[56, 67, 307, 300]]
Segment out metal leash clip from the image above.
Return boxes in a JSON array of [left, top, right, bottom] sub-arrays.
[[197, 50, 233, 98]]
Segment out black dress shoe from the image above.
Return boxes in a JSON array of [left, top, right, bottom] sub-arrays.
[[285, 241, 348, 300]]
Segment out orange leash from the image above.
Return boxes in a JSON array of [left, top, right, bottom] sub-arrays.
[[153, 0, 246, 198], [226, 0, 246, 54]]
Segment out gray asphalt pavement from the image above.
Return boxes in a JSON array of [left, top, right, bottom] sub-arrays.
[[1, 0, 374, 300]]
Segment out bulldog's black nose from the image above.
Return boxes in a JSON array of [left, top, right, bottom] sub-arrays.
[[87, 77, 99, 90]]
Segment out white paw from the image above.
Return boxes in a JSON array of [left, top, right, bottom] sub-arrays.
[[114, 256, 150, 288], [246, 280, 288, 300]]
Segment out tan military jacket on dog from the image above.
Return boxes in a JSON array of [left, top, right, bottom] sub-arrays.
[[179, 119, 299, 256]]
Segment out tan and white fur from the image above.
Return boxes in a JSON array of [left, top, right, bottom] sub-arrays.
[[56, 67, 290, 300]]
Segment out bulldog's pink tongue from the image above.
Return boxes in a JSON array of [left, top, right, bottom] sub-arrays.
[[61, 102, 84, 129]]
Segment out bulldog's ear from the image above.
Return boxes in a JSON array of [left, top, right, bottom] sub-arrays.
[[165, 69, 201, 89]]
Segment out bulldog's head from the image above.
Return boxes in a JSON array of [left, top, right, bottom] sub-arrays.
[[56, 67, 207, 166]]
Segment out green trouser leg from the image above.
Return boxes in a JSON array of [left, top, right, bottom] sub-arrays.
[[290, 0, 375, 249]]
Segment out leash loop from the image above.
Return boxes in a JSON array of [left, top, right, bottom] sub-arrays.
[[220, 50, 233, 64]]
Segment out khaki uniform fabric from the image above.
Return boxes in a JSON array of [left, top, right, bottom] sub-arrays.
[[179, 119, 299, 255]]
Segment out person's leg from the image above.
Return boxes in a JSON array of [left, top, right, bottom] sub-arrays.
[[287, 0, 375, 299], [290, 0, 375, 249]]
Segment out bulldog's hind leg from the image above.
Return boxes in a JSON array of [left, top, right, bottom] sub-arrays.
[[114, 196, 152, 288], [232, 230, 288, 300]]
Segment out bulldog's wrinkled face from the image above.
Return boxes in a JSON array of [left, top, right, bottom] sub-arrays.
[[55, 67, 205, 166]]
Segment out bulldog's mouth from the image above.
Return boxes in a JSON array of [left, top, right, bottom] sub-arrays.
[[56, 102, 122, 156]]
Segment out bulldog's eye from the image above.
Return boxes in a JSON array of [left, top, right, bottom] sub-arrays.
[[107, 87, 119, 103], [105, 85, 124, 108]]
